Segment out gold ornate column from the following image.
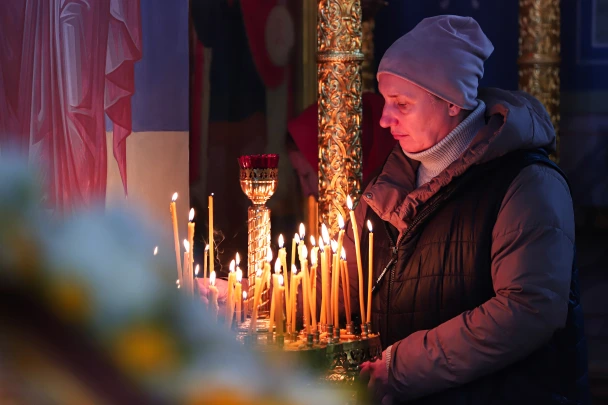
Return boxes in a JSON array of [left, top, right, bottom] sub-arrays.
[[317, 0, 364, 236], [518, 0, 561, 160]]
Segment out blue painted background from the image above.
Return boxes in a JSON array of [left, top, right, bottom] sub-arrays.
[[106, 0, 189, 132]]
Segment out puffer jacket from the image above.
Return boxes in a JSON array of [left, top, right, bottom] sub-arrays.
[[341, 88, 589, 403]]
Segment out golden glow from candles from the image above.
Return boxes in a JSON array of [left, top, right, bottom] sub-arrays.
[[275, 257, 281, 274], [331, 240, 338, 253], [338, 214, 345, 229], [176, 279, 179, 285], [189, 208, 194, 221], [310, 235, 316, 247], [292, 264, 297, 275], [236, 268, 243, 283], [279, 274, 284, 285], [319, 238, 325, 252], [367, 220, 373, 232], [235, 252, 240, 266], [299, 223, 305, 239], [172, 192, 178, 202], [153, 246, 158, 256], [183, 239, 190, 252], [210, 271, 216, 286], [279, 234, 284, 248], [347, 195, 353, 210], [195, 264, 200, 275], [243, 291, 247, 299], [301, 244, 308, 260], [257, 268, 263, 278], [294, 233, 300, 244], [266, 247, 273, 262], [322, 223, 330, 245], [341, 247, 346, 260], [229, 259, 236, 272], [311, 250, 318, 266], [205, 244, 210, 251]]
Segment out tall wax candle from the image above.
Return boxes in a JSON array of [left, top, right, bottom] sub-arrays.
[[367, 220, 374, 327], [170, 193, 182, 284], [208, 194, 214, 278], [347, 196, 365, 325], [187, 208, 195, 295]]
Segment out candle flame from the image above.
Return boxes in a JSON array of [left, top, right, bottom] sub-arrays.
[[311, 252, 318, 266], [278, 234, 284, 248], [347, 195, 353, 210], [279, 274, 284, 286], [256, 269, 263, 278], [235, 252, 240, 266], [299, 223, 305, 238], [294, 233, 300, 244], [153, 246, 158, 256], [195, 264, 200, 275], [243, 291, 247, 299], [367, 220, 373, 232], [172, 192, 178, 202], [319, 238, 325, 250], [205, 244, 209, 251], [229, 259, 235, 272], [321, 223, 330, 244], [210, 271, 216, 286], [176, 279, 179, 285], [183, 239, 190, 252], [291, 264, 298, 274], [331, 240, 338, 253], [189, 208, 194, 221], [301, 244, 308, 260], [236, 268, 243, 283], [338, 214, 345, 229], [274, 258, 282, 273], [310, 235, 316, 246], [266, 247, 273, 262], [341, 247, 346, 260]]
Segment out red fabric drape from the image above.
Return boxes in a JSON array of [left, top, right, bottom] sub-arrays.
[[0, 0, 141, 212]]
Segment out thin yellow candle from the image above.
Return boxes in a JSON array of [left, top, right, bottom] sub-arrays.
[[301, 245, 310, 334], [335, 215, 346, 327], [291, 264, 298, 333], [367, 220, 374, 327], [170, 193, 182, 284], [322, 224, 332, 326], [208, 271, 219, 322], [278, 235, 290, 330], [341, 248, 352, 324], [298, 223, 306, 261], [194, 264, 200, 295], [347, 195, 366, 325], [226, 259, 236, 326], [188, 208, 195, 295], [331, 239, 339, 327], [203, 244, 209, 279], [249, 266, 263, 334], [310, 249, 318, 331], [208, 194, 214, 278], [235, 268, 243, 325], [183, 239, 191, 295], [319, 239, 327, 326], [291, 234, 297, 271], [243, 291, 248, 320], [269, 259, 280, 334], [277, 275, 285, 336]]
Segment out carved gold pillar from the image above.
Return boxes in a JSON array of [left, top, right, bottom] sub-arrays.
[[518, 0, 561, 160], [317, 0, 364, 237]]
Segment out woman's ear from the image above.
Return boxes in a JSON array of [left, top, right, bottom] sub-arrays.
[[448, 103, 462, 117]]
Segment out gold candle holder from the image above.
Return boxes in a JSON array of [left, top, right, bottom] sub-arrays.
[[238, 155, 279, 323]]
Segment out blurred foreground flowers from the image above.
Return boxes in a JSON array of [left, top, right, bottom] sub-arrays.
[[0, 156, 346, 405]]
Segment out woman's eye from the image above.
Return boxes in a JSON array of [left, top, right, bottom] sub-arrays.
[[397, 103, 407, 108]]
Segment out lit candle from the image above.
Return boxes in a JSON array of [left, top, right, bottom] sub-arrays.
[[367, 220, 374, 326], [249, 266, 263, 334], [278, 235, 290, 331], [301, 245, 310, 334], [291, 264, 298, 334], [194, 264, 200, 295], [183, 239, 191, 295], [347, 195, 365, 325], [203, 244, 209, 279], [334, 215, 346, 327], [322, 224, 332, 327], [170, 193, 183, 284], [298, 223, 306, 262], [235, 268, 243, 325], [341, 247, 351, 324], [188, 208, 195, 295], [226, 259, 236, 327], [310, 245, 318, 332], [269, 258, 281, 334], [291, 233, 298, 271], [331, 239, 339, 328], [153, 246, 158, 256], [319, 239, 327, 327], [243, 291, 248, 321], [277, 274, 285, 336], [208, 271, 219, 322], [208, 194, 214, 279]]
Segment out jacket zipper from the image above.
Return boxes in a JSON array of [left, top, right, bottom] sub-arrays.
[[385, 196, 445, 337]]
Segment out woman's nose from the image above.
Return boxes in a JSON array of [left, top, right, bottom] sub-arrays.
[[379, 108, 396, 128]]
